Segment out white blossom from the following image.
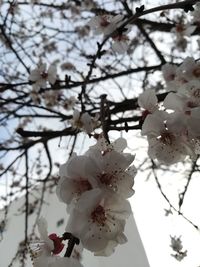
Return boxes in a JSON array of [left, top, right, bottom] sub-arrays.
[[71, 110, 94, 134], [66, 189, 131, 254], [111, 24, 131, 54], [142, 111, 192, 164], [87, 148, 136, 198], [64, 96, 77, 110], [171, 24, 196, 51], [56, 154, 98, 205], [88, 14, 125, 36], [162, 63, 180, 91], [29, 63, 57, 90], [164, 92, 200, 138], [177, 57, 200, 82], [57, 136, 136, 203]]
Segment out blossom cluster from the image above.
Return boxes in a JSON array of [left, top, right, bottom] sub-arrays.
[[170, 3, 199, 51], [30, 137, 136, 266], [88, 3, 200, 54], [138, 56, 200, 165], [57, 135, 136, 256], [88, 14, 131, 54]]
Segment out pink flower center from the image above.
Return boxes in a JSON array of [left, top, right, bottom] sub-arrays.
[[100, 17, 110, 27], [185, 110, 191, 115], [74, 179, 92, 195], [192, 88, 200, 98], [40, 72, 48, 79], [112, 34, 129, 42], [187, 101, 197, 108], [193, 67, 200, 78], [91, 205, 106, 226], [176, 24, 185, 33], [99, 172, 114, 185], [167, 73, 175, 81], [160, 132, 175, 145], [142, 109, 151, 120]]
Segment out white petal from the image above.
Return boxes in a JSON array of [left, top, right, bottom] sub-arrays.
[[81, 112, 93, 133], [141, 111, 166, 136], [138, 90, 158, 112], [37, 217, 54, 251], [112, 137, 127, 152], [29, 69, 40, 81]]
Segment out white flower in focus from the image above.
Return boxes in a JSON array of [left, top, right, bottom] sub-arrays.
[[66, 189, 131, 254], [57, 136, 136, 202], [29, 63, 57, 90], [56, 154, 98, 205], [90, 150, 135, 198], [142, 111, 191, 164], [86, 136, 136, 198], [72, 110, 93, 134]]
